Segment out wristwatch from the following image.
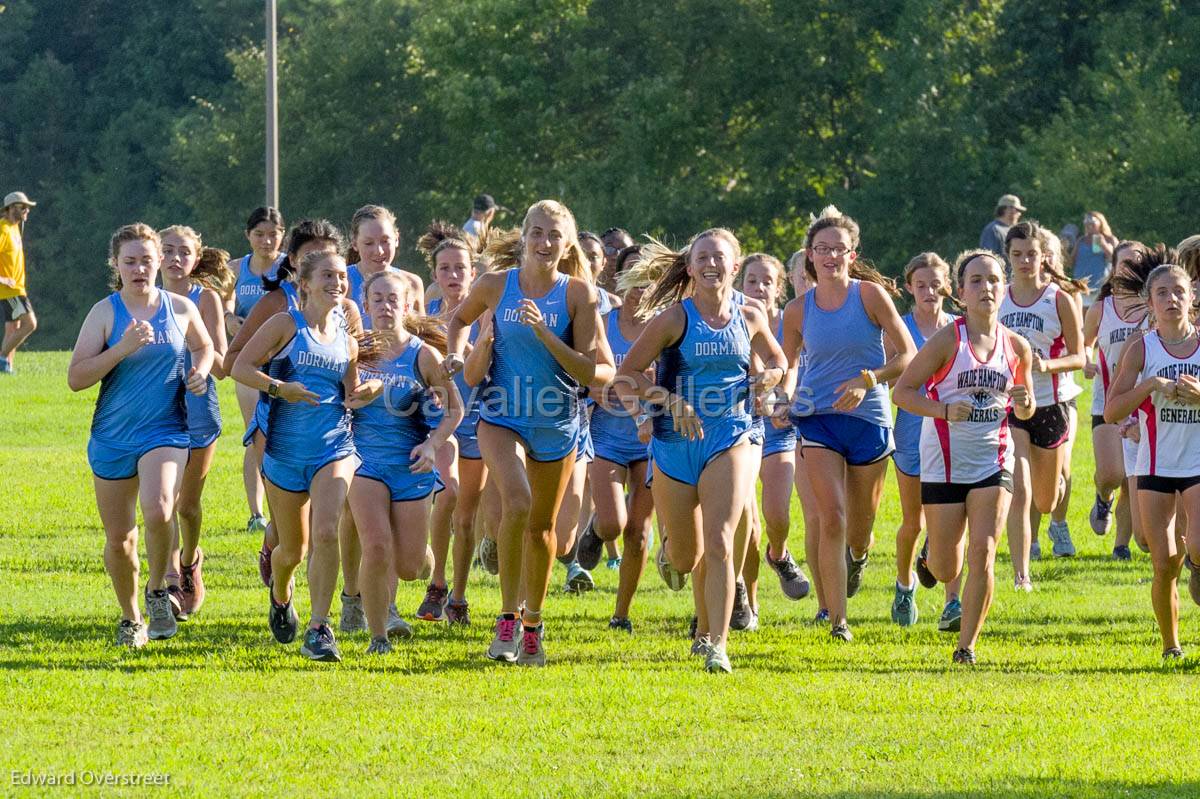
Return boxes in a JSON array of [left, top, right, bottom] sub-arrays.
[[268, 380, 281, 398]]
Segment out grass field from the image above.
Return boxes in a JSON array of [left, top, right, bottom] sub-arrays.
[[2, 351, 1197, 797]]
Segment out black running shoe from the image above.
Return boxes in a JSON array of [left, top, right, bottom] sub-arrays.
[[730, 579, 753, 631], [300, 624, 342, 663], [765, 548, 811, 600], [269, 593, 299, 644], [830, 622, 853, 642], [1112, 545, 1133, 561], [915, 539, 937, 589], [688, 615, 698, 640], [953, 647, 976, 665], [608, 616, 633, 634], [845, 547, 869, 598], [576, 515, 605, 571]]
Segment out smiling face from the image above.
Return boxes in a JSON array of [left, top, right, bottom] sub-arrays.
[[742, 259, 781, 306], [117, 239, 161, 294], [1148, 269, 1193, 327], [355, 217, 397, 271], [959, 254, 1005, 313], [807, 226, 856, 283], [161, 231, 199, 283], [907, 266, 946, 313], [1007, 236, 1042, 280], [301, 254, 348, 311], [365, 274, 409, 332], [246, 220, 282, 258], [687, 234, 737, 292], [434, 244, 474, 298], [523, 210, 571, 270]]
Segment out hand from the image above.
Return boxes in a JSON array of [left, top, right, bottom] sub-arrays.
[[636, 416, 653, 445], [0, 276, 15, 288], [1176, 375, 1200, 406], [1155, 376, 1178, 401], [517, 298, 545, 330], [443, 353, 465, 378], [279, 381, 319, 405], [832, 377, 868, 411], [1083, 361, 1099, 379], [750, 367, 784, 398], [1119, 417, 1140, 443], [944, 400, 974, 422], [409, 438, 439, 473], [225, 313, 243, 337], [118, 320, 154, 356], [1009, 384, 1033, 413], [669, 395, 703, 441], [345, 379, 383, 409], [185, 366, 208, 396], [1031, 352, 1049, 373]]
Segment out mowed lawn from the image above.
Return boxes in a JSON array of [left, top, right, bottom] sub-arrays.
[[1, 351, 1196, 798]]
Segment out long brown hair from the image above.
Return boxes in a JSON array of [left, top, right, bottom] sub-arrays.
[[634, 228, 741, 319], [803, 214, 899, 296], [1006, 221, 1088, 293], [107, 223, 161, 290]]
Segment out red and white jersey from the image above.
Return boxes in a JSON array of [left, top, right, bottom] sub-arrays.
[[920, 319, 1020, 484], [1133, 331, 1200, 477], [1090, 296, 1148, 416], [999, 282, 1081, 407]]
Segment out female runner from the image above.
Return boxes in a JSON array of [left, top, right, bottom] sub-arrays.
[[69, 223, 214, 646], [346, 204, 424, 323]]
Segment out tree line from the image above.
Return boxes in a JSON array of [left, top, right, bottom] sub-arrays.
[[2, 0, 1198, 347]]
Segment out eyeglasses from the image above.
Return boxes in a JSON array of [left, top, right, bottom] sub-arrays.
[[810, 245, 852, 257]]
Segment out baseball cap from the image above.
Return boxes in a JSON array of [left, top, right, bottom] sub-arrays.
[[472, 194, 498, 212], [997, 194, 1026, 212], [3, 191, 36, 209]]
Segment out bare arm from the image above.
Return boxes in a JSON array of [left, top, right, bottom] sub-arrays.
[[447, 272, 502, 361], [1081, 299, 1104, 379], [231, 313, 317, 405], [224, 290, 285, 373], [67, 300, 131, 392], [1038, 292, 1086, 374], [892, 325, 957, 419], [1105, 335, 1164, 423], [199, 288, 229, 379], [533, 278, 598, 385], [862, 282, 916, 383], [176, 295, 215, 394]]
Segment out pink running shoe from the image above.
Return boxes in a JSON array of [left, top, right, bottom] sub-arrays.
[[180, 548, 206, 616], [486, 615, 519, 663]]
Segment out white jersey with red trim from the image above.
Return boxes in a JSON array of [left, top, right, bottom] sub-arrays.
[[1090, 297, 1148, 416], [999, 282, 1081, 407], [1133, 331, 1200, 477], [920, 319, 1019, 484]]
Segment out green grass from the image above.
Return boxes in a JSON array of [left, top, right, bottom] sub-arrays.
[[1, 351, 1197, 797]]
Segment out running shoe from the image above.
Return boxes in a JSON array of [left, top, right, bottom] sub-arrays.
[[1029, 539, 1042, 561], [478, 536, 500, 575], [300, 624, 342, 663], [1112, 545, 1132, 561], [1163, 647, 1186, 662], [744, 608, 760, 632], [247, 513, 268, 534], [116, 619, 148, 649], [1048, 520, 1076, 558], [730, 579, 753, 631], [416, 583, 449, 622], [690, 635, 713, 657], [1188, 558, 1200, 608], [656, 541, 689, 591], [915, 539, 937, 589], [146, 589, 177, 640], [166, 584, 185, 621], [609, 616, 633, 634], [814, 608, 830, 624], [938, 597, 963, 632], [446, 598, 471, 626], [576, 515, 605, 570], [1014, 574, 1033, 592], [1090, 493, 1114, 535], [269, 592, 299, 644], [257, 541, 273, 587], [339, 592, 367, 633], [0, 356, 11, 374], [830, 622, 853, 642], [487, 615, 520, 663], [606, 556, 622, 570], [179, 548, 206, 617], [952, 647, 976, 665], [387, 604, 414, 639], [845, 548, 869, 598], [765, 547, 811, 600], [891, 582, 918, 627], [366, 636, 393, 655], [517, 624, 546, 667], [565, 561, 594, 593], [705, 644, 732, 674]]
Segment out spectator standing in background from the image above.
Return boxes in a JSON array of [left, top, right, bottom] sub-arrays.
[[463, 194, 498, 240], [979, 194, 1026, 256], [1070, 211, 1118, 303], [0, 191, 38, 373]]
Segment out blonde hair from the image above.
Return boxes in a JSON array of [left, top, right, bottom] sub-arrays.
[[347, 204, 398, 265], [952, 248, 1006, 287], [740, 252, 787, 307], [159, 224, 202, 253], [903, 252, 955, 303], [1084, 211, 1115, 239], [195, 246, 235, 299], [107, 223, 161, 290], [361, 269, 448, 355], [1175, 234, 1200, 283], [483, 200, 588, 280], [634, 228, 741, 319]]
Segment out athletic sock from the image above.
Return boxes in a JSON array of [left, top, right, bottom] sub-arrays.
[[897, 579, 914, 592]]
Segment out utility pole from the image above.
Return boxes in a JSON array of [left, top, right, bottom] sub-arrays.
[[265, 0, 279, 209]]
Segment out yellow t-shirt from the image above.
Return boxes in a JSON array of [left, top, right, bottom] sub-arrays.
[[0, 218, 25, 299]]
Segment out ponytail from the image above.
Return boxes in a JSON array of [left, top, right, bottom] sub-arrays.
[[632, 237, 691, 319], [193, 246, 235, 299]]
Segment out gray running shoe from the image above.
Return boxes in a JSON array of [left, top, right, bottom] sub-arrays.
[[656, 541, 689, 591], [478, 536, 500, 575], [1048, 520, 1076, 558], [765, 548, 811, 600], [830, 622, 853, 642], [891, 582, 918, 627], [1163, 647, 1186, 662], [730, 579, 753, 631], [487, 615, 520, 663], [116, 619, 148, 648], [387, 603, 414, 639], [339, 592, 367, 633], [1030, 539, 1042, 560], [690, 635, 713, 658], [565, 561, 594, 593], [146, 589, 177, 640], [576, 514, 605, 571], [446, 598, 471, 626], [705, 644, 732, 674], [269, 593, 300, 644], [1090, 493, 1114, 535], [416, 583, 449, 622], [938, 597, 962, 632], [300, 624, 342, 663], [366, 636, 393, 655], [516, 624, 546, 667], [953, 647, 976, 665], [845, 548, 869, 598]]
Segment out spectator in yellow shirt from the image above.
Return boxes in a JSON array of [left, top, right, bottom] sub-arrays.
[[0, 191, 37, 373]]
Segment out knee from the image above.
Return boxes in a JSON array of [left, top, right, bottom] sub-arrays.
[[595, 515, 622, 542], [21, 313, 37, 333], [359, 533, 391, 567], [503, 492, 532, 526], [928, 551, 957, 583], [177, 495, 202, 523], [704, 532, 733, 564], [898, 518, 922, 540], [394, 551, 423, 582], [622, 527, 648, 557], [439, 482, 460, 508], [141, 502, 172, 530], [819, 508, 847, 534], [1150, 549, 1181, 575], [105, 532, 137, 558], [310, 522, 339, 549]]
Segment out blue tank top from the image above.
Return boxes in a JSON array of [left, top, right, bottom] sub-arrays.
[[893, 312, 940, 453], [347, 264, 403, 328], [91, 290, 187, 446], [426, 296, 482, 436], [234, 254, 286, 318], [1074, 241, 1108, 292], [185, 284, 221, 433], [597, 288, 613, 316], [484, 268, 579, 430], [265, 309, 354, 463], [793, 280, 891, 426], [354, 339, 436, 466], [654, 297, 752, 442], [591, 310, 641, 444]]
